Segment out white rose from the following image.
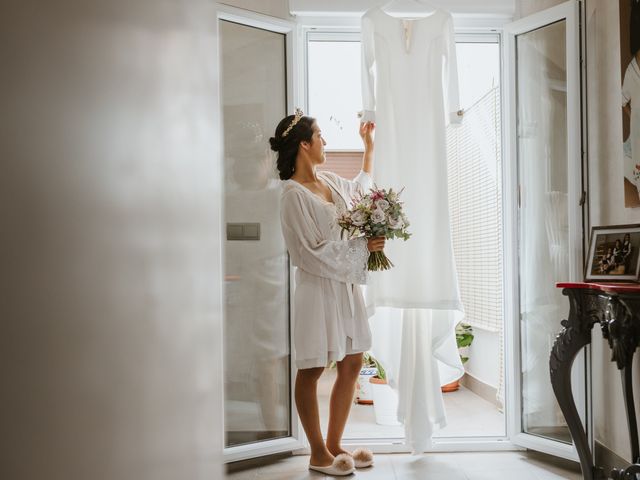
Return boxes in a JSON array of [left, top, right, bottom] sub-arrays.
[[375, 199, 390, 210], [351, 210, 367, 226], [371, 208, 386, 224], [388, 216, 404, 229]]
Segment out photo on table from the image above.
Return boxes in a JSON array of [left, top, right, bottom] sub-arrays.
[[585, 224, 640, 282]]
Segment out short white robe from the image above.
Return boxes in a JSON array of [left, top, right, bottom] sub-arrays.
[[280, 170, 373, 369]]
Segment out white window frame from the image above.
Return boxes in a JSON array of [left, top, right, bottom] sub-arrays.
[[216, 3, 304, 463], [502, 0, 586, 463]]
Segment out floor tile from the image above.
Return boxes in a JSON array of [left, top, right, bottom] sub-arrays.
[[318, 368, 505, 441], [391, 453, 468, 479], [227, 451, 584, 480]]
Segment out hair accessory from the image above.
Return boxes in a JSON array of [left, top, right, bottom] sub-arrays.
[[282, 108, 304, 137]]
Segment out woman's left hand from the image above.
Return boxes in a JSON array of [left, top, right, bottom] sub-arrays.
[[359, 121, 375, 151]]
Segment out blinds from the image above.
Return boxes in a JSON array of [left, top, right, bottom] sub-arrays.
[[447, 87, 503, 333]]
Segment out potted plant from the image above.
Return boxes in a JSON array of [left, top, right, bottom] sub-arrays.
[[355, 352, 378, 405], [367, 355, 401, 426], [441, 322, 474, 393]]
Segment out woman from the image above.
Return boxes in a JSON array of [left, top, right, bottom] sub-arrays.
[[622, 233, 633, 272], [270, 110, 382, 476]]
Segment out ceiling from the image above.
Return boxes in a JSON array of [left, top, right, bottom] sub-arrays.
[[289, 0, 517, 17]]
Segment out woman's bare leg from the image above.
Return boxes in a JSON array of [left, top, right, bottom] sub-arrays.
[[295, 367, 334, 466], [326, 352, 363, 456]]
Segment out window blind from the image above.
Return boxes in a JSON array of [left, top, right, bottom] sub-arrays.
[[446, 87, 503, 333]]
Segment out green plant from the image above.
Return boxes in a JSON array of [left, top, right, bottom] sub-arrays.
[[455, 322, 474, 364], [328, 351, 387, 381], [364, 352, 386, 381]]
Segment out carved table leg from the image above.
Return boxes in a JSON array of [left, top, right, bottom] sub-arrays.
[[622, 363, 639, 464], [550, 289, 603, 480], [601, 294, 640, 479]]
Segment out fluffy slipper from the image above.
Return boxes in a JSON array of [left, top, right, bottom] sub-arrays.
[[351, 447, 374, 468], [309, 453, 355, 476]]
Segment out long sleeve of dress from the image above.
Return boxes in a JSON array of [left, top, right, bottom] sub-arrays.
[[361, 15, 377, 123], [281, 189, 370, 285], [443, 14, 462, 126]]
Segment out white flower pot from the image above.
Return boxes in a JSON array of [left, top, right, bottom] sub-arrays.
[[369, 377, 401, 426], [356, 367, 377, 404]]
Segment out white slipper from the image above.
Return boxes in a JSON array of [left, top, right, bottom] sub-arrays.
[[351, 447, 374, 468], [309, 453, 355, 476]]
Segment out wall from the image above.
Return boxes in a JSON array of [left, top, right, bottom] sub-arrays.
[[221, 0, 292, 19], [585, 0, 640, 462], [515, 0, 566, 18], [0, 1, 224, 479], [466, 328, 501, 388]]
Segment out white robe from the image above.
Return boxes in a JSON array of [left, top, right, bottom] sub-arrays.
[[623, 58, 640, 186], [280, 170, 373, 369], [360, 6, 464, 453]]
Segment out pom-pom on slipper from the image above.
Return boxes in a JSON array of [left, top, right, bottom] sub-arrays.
[[308, 453, 355, 476], [351, 447, 374, 468]]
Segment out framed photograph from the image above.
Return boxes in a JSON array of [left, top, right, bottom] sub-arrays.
[[586, 224, 640, 282]]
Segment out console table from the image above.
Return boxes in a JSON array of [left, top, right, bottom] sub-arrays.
[[552, 282, 640, 480]]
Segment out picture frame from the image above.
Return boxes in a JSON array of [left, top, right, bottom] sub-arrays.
[[585, 224, 640, 282]]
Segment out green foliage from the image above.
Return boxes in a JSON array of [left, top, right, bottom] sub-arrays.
[[455, 322, 474, 364], [364, 352, 386, 381]]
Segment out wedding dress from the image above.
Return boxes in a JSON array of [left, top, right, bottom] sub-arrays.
[[360, 4, 464, 452]]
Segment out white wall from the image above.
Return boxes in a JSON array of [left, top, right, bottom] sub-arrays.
[[222, 0, 292, 19], [0, 1, 224, 479], [465, 328, 501, 388]]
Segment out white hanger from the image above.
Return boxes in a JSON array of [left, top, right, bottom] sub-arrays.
[[382, 0, 439, 16]]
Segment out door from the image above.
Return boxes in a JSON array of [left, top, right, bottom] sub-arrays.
[[503, 0, 586, 461], [217, 5, 303, 463]]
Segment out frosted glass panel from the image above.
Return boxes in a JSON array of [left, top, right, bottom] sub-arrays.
[[220, 20, 291, 448], [516, 20, 571, 444]]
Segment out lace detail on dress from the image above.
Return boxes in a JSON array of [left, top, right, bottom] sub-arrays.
[[345, 237, 369, 284]]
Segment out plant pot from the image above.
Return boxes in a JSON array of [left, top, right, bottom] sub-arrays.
[[369, 376, 401, 425], [441, 379, 460, 393], [356, 367, 377, 404]]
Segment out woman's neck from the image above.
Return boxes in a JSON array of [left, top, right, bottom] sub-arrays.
[[291, 160, 318, 183]]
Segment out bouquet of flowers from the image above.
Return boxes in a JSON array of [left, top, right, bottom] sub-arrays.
[[338, 186, 411, 271]]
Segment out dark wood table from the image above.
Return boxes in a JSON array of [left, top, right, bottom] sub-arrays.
[[553, 282, 640, 480]]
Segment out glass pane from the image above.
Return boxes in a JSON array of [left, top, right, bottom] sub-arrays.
[[516, 20, 572, 444], [456, 42, 501, 110], [308, 40, 362, 150], [220, 20, 291, 448]]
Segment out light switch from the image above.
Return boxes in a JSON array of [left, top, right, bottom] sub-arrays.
[[226, 223, 260, 241]]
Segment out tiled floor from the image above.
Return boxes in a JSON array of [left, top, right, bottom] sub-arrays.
[[226, 451, 583, 479], [318, 368, 505, 439]]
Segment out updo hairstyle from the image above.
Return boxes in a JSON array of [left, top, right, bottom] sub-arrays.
[[269, 114, 315, 180]]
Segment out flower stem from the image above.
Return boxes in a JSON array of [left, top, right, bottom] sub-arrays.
[[368, 250, 394, 271]]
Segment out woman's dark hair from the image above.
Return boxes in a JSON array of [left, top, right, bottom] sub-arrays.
[[269, 114, 315, 180], [631, 0, 640, 57]]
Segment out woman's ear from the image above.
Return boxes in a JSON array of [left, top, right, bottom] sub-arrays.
[[299, 140, 310, 151]]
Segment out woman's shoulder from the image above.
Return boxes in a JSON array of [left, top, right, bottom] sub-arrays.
[[318, 170, 348, 188], [625, 57, 640, 81]]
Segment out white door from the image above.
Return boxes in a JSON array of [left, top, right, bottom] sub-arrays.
[[503, 0, 587, 461], [217, 5, 304, 463]]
